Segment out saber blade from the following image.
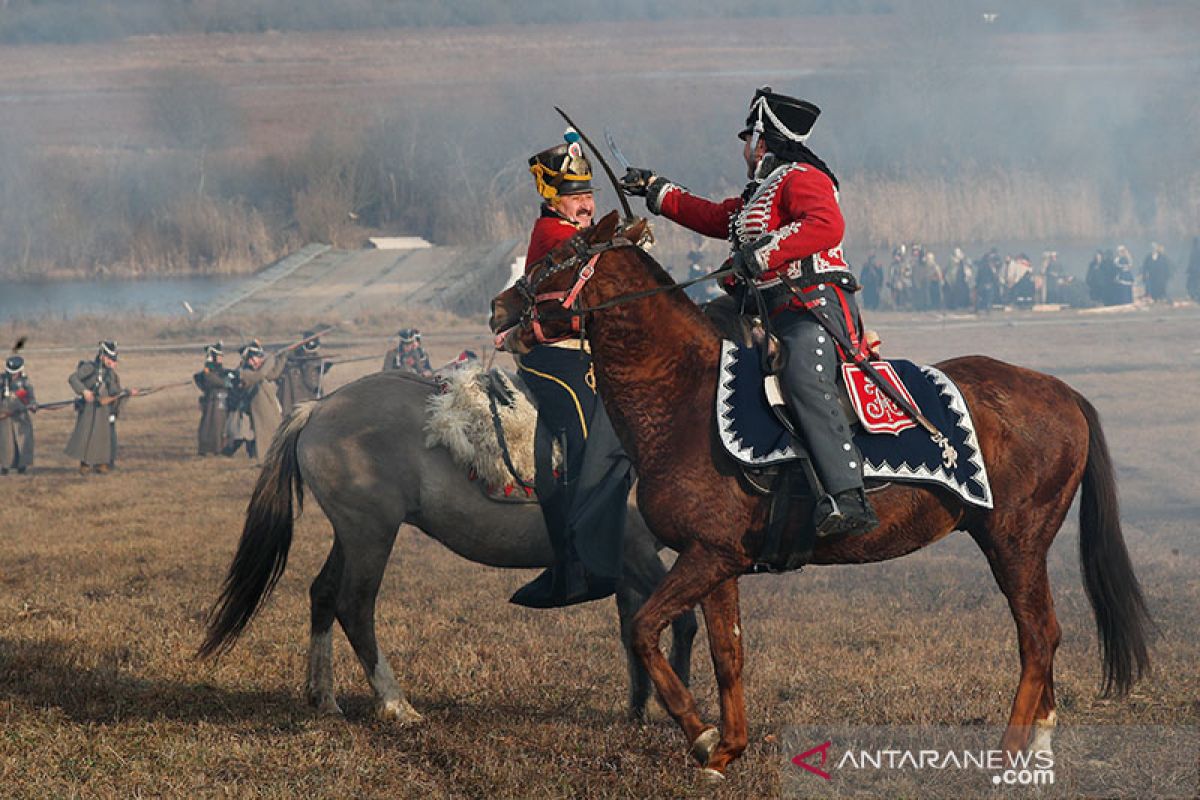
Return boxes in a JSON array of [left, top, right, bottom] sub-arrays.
[[604, 127, 632, 171], [554, 107, 633, 221]]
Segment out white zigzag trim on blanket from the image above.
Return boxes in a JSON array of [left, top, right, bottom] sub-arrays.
[[716, 339, 802, 465], [714, 343, 994, 508], [861, 366, 993, 509]]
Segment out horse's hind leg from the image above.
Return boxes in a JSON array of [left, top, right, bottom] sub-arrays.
[[616, 584, 653, 721], [331, 515, 423, 725], [306, 538, 345, 716], [975, 526, 1062, 756]]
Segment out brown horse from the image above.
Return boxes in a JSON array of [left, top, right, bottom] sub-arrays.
[[490, 213, 1152, 780]]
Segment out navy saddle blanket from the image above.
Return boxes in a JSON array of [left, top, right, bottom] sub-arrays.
[[716, 340, 993, 509]]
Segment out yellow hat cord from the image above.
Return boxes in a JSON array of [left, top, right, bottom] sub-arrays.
[[530, 162, 592, 201]]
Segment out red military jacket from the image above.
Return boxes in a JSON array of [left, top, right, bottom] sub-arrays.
[[526, 205, 582, 270], [649, 161, 856, 292]]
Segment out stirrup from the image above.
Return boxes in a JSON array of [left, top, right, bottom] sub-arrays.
[[813, 493, 845, 537]]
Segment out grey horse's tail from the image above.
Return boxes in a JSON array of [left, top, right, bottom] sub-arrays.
[[1074, 391, 1153, 696], [198, 403, 315, 658]]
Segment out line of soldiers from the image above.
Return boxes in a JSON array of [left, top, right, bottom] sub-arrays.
[[195, 331, 327, 459], [3, 327, 442, 475], [3, 340, 136, 476], [194, 328, 442, 458], [8, 340, 160, 475]]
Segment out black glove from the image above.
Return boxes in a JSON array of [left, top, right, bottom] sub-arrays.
[[728, 238, 773, 280], [619, 167, 656, 197]]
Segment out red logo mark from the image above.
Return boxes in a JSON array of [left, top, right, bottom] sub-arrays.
[[792, 740, 833, 780]]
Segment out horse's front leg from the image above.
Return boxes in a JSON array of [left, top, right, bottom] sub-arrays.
[[630, 545, 735, 770], [697, 576, 748, 779]]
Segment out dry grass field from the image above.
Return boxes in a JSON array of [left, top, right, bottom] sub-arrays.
[[0, 307, 1197, 798]]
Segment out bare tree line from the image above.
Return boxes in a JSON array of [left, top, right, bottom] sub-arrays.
[[1, 8, 1196, 280]]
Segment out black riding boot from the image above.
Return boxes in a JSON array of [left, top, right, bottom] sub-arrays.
[[510, 426, 616, 609], [510, 486, 613, 608], [813, 488, 879, 538]]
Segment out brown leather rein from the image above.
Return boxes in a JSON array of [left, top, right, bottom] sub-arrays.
[[496, 235, 733, 347]]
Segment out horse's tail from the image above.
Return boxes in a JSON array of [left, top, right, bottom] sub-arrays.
[[1074, 391, 1152, 696], [198, 402, 315, 659]]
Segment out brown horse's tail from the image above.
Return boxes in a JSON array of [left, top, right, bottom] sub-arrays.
[[198, 402, 315, 659], [1074, 392, 1152, 696]]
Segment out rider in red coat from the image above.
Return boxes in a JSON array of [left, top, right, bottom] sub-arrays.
[[509, 132, 630, 609], [622, 87, 878, 537]]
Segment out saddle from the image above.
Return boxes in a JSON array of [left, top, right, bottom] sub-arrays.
[[424, 366, 556, 504], [709, 300, 993, 573]]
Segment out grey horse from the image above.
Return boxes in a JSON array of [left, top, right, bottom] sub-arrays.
[[199, 371, 697, 722]]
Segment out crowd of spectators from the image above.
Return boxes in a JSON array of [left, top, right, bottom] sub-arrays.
[[855, 240, 1199, 312], [682, 238, 1200, 313]]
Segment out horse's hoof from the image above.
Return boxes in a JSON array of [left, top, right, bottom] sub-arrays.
[[316, 700, 344, 718], [690, 727, 720, 765], [307, 689, 343, 717], [377, 699, 424, 725], [699, 767, 726, 783]]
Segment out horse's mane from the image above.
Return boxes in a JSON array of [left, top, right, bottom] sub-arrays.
[[620, 242, 722, 339]]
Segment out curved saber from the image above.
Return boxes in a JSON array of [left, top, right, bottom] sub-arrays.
[[554, 107, 633, 221], [604, 127, 632, 172]]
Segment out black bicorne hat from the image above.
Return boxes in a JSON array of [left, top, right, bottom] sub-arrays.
[[301, 330, 321, 350], [529, 130, 593, 200], [205, 341, 224, 359], [5, 355, 23, 373], [98, 340, 118, 361], [738, 86, 821, 144], [397, 328, 421, 344]]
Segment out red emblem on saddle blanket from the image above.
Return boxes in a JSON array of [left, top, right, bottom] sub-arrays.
[[840, 362, 920, 435]]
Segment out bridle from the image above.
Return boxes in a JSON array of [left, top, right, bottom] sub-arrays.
[[495, 226, 733, 348], [497, 232, 638, 347]]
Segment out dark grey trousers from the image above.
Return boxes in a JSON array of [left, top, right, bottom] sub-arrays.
[[771, 286, 866, 496]]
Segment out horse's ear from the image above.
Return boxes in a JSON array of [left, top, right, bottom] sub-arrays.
[[590, 210, 621, 244], [621, 218, 648, 245]]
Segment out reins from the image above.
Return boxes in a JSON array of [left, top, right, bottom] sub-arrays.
[[507, 236, 734, 341], [564, 262, 735, 317]]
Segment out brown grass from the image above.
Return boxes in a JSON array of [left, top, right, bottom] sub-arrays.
[[0, 309, 1197, 797]]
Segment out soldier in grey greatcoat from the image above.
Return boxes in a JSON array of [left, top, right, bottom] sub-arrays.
[[194, 342, 230, 456], [223, 340, 286, 460], [0, 355, 37, 475], [277, 330, 331, 412], [65, 341, 138, 474], [382, 328, 433, 377]]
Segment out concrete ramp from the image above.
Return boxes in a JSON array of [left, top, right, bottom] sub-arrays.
[[204, 240, 522, 320]]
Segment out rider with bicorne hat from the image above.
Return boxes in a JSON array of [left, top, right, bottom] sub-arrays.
[[622, 87, 878, 537], [508, 130, 632, 608]]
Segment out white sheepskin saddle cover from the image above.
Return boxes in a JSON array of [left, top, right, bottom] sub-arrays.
[[424, 366, 540, 492]]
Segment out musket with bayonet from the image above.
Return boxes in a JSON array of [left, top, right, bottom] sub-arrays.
[[275, 325, 336, 356], [2, 379, 194, 421]]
